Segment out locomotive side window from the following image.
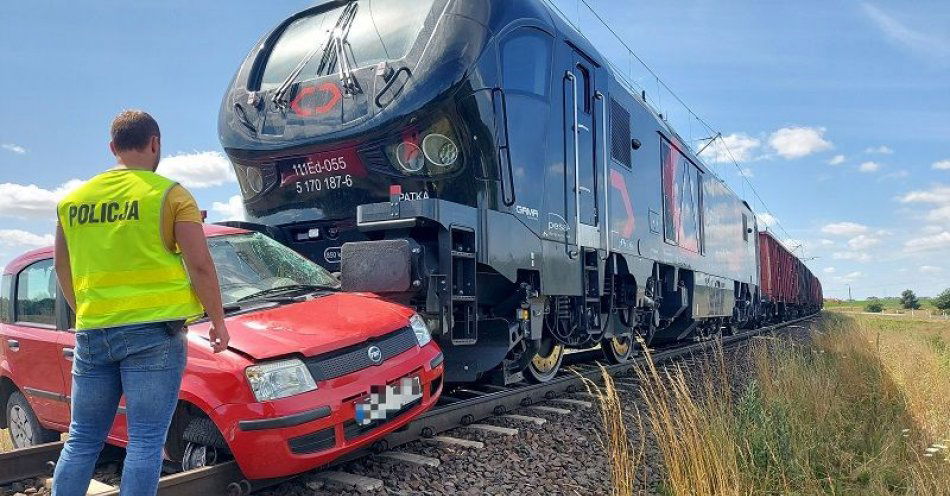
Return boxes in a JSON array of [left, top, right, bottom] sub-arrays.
[[577, 65, 592, 114], [661, 140, 678, 244], [742, 213, 749, 242], [500, 29, 553, 98]]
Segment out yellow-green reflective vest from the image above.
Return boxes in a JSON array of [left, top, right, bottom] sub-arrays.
[[57, 170, 204, 330]]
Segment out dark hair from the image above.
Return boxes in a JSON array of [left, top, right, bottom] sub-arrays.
[[110, 110, 160, 152]]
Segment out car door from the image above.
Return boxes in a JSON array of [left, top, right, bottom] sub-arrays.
[[6, 258, 71, 428]]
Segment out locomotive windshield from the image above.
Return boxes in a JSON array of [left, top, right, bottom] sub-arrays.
[[258, 0, 437, 91]]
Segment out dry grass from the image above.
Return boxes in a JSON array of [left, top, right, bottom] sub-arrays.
[[596, 313, 950, 495], [0, 428, 12, 453], [584, 367, 643, 496]]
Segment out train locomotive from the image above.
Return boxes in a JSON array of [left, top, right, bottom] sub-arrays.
[[218, 0, 822, 384]]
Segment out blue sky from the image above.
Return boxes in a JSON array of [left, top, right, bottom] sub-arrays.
[[1, 1, 948, 299]]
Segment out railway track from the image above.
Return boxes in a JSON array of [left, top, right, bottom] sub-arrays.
[[0, 315, 817, 495]]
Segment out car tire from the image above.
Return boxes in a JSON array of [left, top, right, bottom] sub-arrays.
[[182, 417, 228, 450], [6, 391, 60, 449], [179, 417, 230, 472]]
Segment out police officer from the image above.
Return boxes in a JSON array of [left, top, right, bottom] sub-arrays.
[[52, 110, 230, 495]]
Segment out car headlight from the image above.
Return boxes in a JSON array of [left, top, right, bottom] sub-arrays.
[[245, 358, 316, 402], [410, 313, 431, 347]]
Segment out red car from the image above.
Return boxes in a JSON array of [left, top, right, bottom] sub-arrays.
[[0, 225, 443, 479]]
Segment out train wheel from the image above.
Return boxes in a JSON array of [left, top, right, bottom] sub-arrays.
[[525, 338, 565, 383], [601, 336, 635, 364]]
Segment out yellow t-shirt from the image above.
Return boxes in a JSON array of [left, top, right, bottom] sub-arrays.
[[162, 184, 203, 252]]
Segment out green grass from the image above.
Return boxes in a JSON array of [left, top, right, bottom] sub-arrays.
[[824, 298, 943, 314]]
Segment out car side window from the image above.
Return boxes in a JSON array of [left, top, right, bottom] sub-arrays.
[[0, 274, 12, 323], [15, 259, 57, 326]]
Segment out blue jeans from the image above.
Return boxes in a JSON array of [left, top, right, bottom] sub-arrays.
[[52, 322, 186, 496]]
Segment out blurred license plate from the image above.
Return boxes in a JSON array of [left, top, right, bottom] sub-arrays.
[[354, 377, 422, 426]]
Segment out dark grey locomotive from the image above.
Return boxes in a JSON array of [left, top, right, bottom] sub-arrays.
[[218, 0, 770, 383]]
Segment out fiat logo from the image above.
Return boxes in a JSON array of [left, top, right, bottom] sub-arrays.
[[367, 346, 382, 364]]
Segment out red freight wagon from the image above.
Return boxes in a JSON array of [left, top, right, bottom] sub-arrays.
[[757, 231, 823, 321]]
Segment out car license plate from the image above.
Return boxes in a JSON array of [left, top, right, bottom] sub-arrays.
[[354, 376, 422, 426]]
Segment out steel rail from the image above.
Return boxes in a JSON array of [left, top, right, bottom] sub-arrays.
[[0, 315, 818, 495]]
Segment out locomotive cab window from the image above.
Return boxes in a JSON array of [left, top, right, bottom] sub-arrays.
[[742, 213, 749, 242], [500, 28, 553, 99], [15, 259, 57, 327], [256, 0, 437, 91]]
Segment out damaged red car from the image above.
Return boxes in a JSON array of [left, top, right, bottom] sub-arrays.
[[0, 225, 444, 479]]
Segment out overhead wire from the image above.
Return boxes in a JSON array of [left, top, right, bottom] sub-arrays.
[[543, 0, 801, 255]]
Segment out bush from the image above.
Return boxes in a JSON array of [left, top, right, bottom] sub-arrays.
[[899, 289, 921, 310], [933, 288, 950, 311], [865, 301, 884, 313]]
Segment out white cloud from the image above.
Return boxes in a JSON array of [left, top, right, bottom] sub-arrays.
[[1, 143, 27, 155], [158, 151, 235, 189], [739, 168, 754, 178], [898, 185, 950, 224], [818, 238, 835, 246], [862, 4, 950, 61], [904, 231, 950, 252], [0, 229, 54, 249], [756, 212, 777, 228], [858, 161, 881, 173], [767, 126, 833, 159], [822, 222, 869, 236], [699, 133, 761, 164], [847, 234, 880, 250], [211, 195, 246, 222], [880, 169, 909, 180], [838, 271, 863, 283], [898, 185, 950, 204], [933, 160, 950, 170], [0, 180, 85, 219], [832, 251, 872, 262], [828, 154, 846, 165], [923, 225, 944, 234], [823, 267, 837, 274], [920, 265, 943, 274], [864, 145, 893, 155]]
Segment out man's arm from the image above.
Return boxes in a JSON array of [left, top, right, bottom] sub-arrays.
[[54, 225, 77, 311], [176, 222, 230, 353]]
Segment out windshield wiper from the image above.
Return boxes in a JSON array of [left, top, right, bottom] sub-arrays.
[[237, 284, 340, 303], [273, 2, 359, 108]]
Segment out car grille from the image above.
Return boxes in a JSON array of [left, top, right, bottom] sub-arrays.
[[288, 427, 336, 455], [304, 326, 416, 381]]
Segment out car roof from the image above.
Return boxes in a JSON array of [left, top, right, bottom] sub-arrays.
[[2, 224, 250, 276]]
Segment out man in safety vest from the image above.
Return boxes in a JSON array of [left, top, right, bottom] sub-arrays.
[[51, 110, 230, 496]]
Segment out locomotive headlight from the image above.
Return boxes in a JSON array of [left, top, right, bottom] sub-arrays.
[[410, 313, 432, 347], [245, 166, 264, 194], [395, 141, 425, 173], [422, 133, 459, 169], [245, 358, 317, 402]]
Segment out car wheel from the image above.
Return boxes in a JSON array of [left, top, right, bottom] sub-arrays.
[[6, 391, 60, 449], [180, 417, 229, 471]]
